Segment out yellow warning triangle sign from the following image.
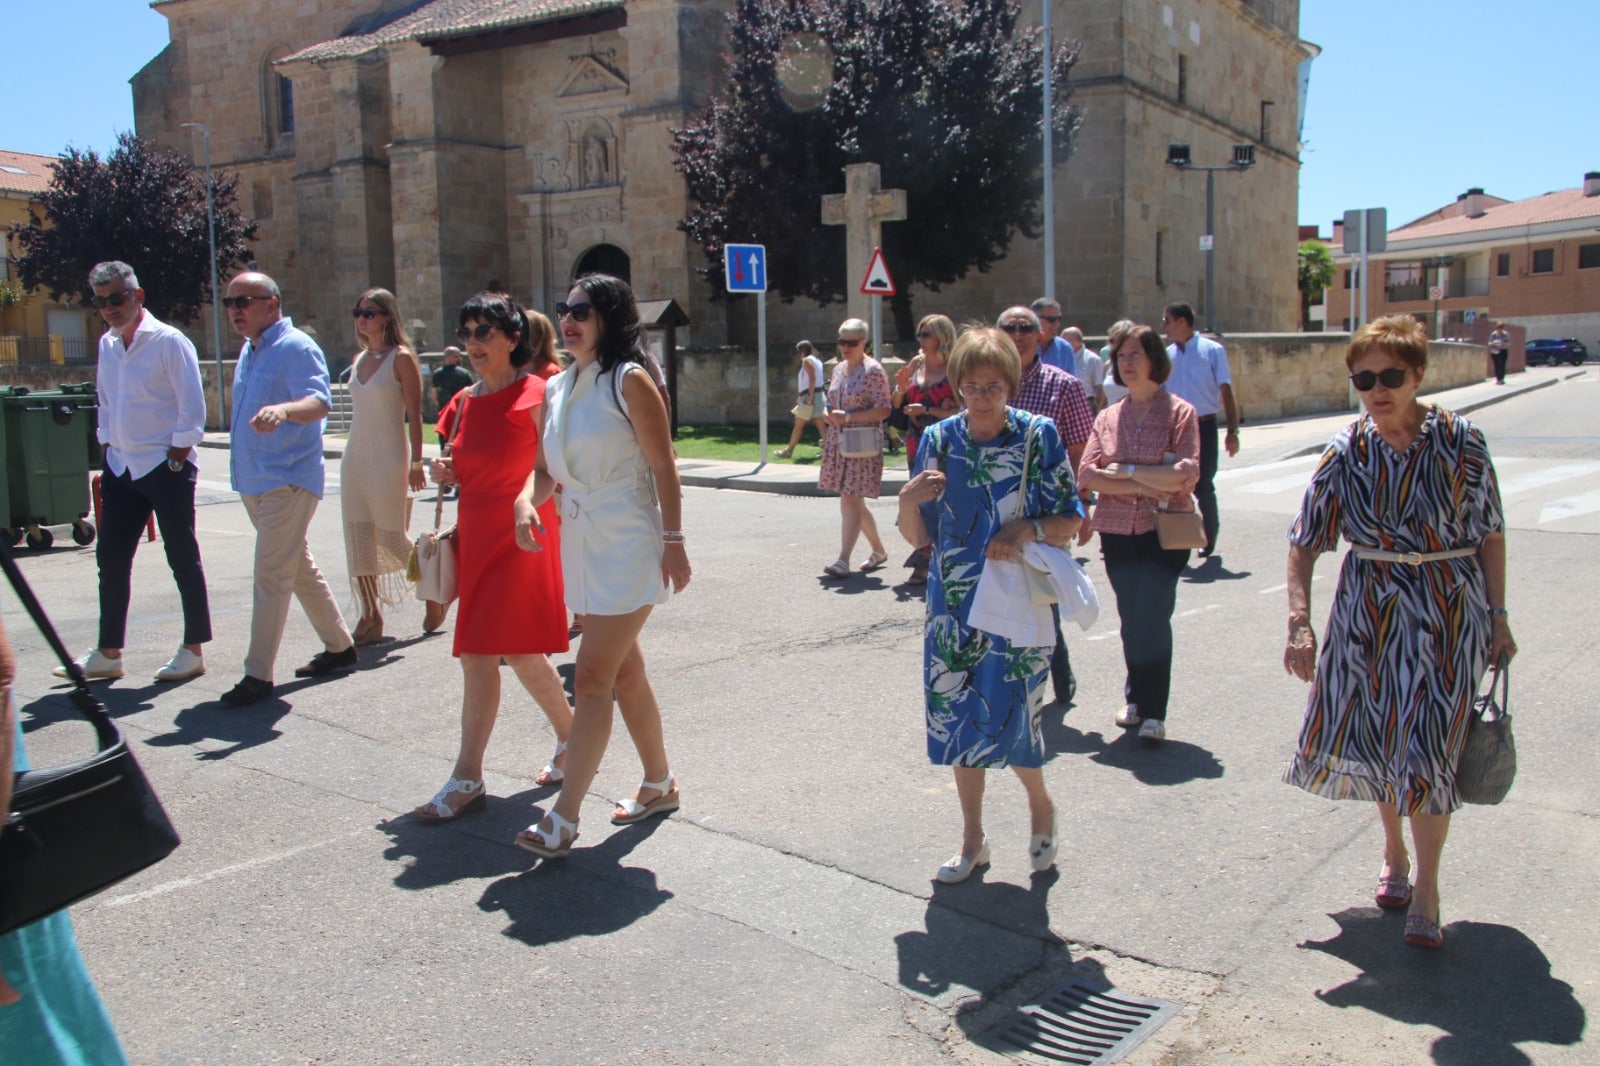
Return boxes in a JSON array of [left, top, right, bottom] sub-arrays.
[[860, 247, 896, 296]]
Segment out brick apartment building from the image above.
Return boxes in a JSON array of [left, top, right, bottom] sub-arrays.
[[1324, 172, 1600, 356]]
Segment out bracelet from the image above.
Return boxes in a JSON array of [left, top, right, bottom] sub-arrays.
[[1488, 607, 1509, 618], [661, 530, 686, 544], [409, 460, 424, 470]]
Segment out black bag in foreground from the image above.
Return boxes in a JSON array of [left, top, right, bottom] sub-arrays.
[[0, 540, 181, 936], [1457, 657, 1516, 806]]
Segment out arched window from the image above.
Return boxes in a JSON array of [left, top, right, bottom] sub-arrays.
[[575, 244, 631, 285], [262, 48, 295, 149]]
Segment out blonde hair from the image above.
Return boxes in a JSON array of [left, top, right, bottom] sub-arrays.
[[915, 314, 956, 358], [354, 288, 413, 356], [947, 326, 1021, 401]]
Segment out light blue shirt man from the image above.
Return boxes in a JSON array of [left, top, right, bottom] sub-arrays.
[[229, 316, 332, 497], [1166, 333, 1233, 417]]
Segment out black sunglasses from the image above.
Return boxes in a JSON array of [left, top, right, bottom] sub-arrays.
[[1000, 322, 1038, 335], [1349, 368, 1409, 391], [455, 323, 498, 343], [88, 289, 137, 310], [915, 330, 933, 339], [352, 307, 383, 320], [1038, 314, 1062, 323], [555, 301, 594, 323], [221, 294, 273, 310]]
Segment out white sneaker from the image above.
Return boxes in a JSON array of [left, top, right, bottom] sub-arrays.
[[1115, 703, 1142, 728], [53, 650, 124, 680], [154, 647, 206, 682], [1138, 718, 1166, 742]]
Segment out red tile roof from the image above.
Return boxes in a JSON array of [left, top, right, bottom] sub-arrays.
[[0, 149, 58, 199], [281, 0, 622, 64], [1393, 186, 1600, 243]]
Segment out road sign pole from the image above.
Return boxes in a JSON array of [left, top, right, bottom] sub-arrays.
[[870, 295, 882, 366], [757, 290, 768, 468]]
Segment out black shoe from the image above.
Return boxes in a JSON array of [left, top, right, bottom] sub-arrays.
[[221, 675, 274, 706], [294, 645, 358, 678]]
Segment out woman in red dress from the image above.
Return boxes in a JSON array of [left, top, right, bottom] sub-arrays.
[[412, 293, 572, 821]]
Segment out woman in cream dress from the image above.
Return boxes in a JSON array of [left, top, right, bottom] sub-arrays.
[[512, 273, 691, 858], [341, 288, 426, 645]]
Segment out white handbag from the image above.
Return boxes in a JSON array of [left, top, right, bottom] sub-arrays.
[[840, 425, 883, 458], [410, 395, 463, 606]]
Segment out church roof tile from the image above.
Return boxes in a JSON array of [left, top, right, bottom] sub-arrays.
[[280, 0, 622, 64]]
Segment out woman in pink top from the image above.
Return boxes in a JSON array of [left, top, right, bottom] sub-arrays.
[[1078, 324, 1200, 743]]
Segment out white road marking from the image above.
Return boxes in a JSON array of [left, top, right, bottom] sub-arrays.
[[197, 527, 251, 537], [1238, 473, 1322, 495], [1176, 604, 1222, 618], [1539, 488, 1600, 525], [1495, 461, 1600, 498], [1214, 456, 1319, 483], [101, 834, 350, 908], [1257, 575, 1323, 595]]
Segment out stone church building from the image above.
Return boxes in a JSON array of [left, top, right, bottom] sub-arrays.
[[133, 0, 1308, 358]]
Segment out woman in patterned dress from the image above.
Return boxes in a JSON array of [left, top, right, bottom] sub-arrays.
[[819, 319, 893, 577], [1283, 315, 1517, 950], [1077, 324, 1201, 744], [896, 314, 959, 584], [897, 327, 1083, 883], [341, 288, 426, 645]]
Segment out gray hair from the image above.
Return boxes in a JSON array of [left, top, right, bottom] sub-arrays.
[[1030, 297, 1061, 315], [89, 261, 138, 289], [996, 306, 1040, 330], [837, 317, 869, 339], [1063, 326, 1084, 344]]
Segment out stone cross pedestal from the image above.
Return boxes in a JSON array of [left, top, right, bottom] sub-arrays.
[[822, 163, 907, 333]]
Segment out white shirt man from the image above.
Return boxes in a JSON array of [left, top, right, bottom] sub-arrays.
[[1061, 327, 1107, 411]]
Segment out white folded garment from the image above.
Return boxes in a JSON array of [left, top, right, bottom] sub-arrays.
[[967, 557, 1056, 647], [1021, 541, 1100, 631]]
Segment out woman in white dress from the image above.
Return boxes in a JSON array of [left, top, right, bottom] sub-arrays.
[[342, 288, 426, 645], [511, 273, 692, 858]]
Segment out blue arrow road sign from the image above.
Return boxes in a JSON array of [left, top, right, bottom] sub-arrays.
[[724, 243, 767, 293]]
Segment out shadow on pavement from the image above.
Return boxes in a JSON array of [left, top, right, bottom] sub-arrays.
[[140, 676, 345, 760], [1300, 907, 1586, 1064], [476, 818, 671, 947], [897, 869, 1093, 1037], [1181, 554, 1253, 584], [377, 787, 559, 890], [19, 679, 167, 733], [1042, 720, 1224, 785]]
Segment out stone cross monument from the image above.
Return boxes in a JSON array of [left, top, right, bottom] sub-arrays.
[[822, 163, 907, 335]]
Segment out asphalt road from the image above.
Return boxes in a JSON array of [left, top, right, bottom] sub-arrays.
[[5, 369, 1595, 1064]]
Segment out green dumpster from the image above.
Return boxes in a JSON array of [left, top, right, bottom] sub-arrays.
[[2, 386, 97, 550], [56, 381, 103, 471]]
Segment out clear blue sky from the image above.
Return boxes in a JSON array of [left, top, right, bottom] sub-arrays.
[[3, 1, 1592, 236]]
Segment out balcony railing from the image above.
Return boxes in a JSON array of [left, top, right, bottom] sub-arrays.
[[0, 336, 95, 365], [1385, 281, 1428, 303]]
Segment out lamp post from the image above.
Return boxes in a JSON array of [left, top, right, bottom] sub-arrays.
[[180, 122, 223, 428], [1041, 0, 1055, 299], [1165, 143, 1256, 333]]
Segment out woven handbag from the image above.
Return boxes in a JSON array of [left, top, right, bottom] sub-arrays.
[[1457, 658, 1516, 805], [0, 541, 181, 935]]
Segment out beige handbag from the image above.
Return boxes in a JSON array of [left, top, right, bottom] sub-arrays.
[[839, 425, 883, 458], [409, 395, 463, 605], [1155, 495, 1206, 550]]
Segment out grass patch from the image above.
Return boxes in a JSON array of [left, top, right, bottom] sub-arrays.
[[671, 423, 909, 469]]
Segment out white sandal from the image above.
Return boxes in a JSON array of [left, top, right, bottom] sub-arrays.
[[1029, 812, 1059, 872], [515, 810, 579, 858], [611, 772, 680, 826], [936, 838, 991, 884], [535, 741, 568, 786], [412, 777, 486, 821]]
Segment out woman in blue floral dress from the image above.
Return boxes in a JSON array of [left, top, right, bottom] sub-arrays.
[[897, 327, 1084, 884]]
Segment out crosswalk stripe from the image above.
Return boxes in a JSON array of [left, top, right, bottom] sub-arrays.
[[1494, 461, 1600, 498], [1538, 488, 1600, 525]]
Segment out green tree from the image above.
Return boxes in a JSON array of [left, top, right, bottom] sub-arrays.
[[673, 0, 1081, 338], [1297, 238, 1335, 331], [7, 132, 256, 326]]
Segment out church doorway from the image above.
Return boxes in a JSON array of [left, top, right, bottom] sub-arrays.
[[574, 243, 630, 285]]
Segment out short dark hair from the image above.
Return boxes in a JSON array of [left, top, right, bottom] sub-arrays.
[[1108, 325, 1172, 386], [1163, 302, 1195, 328], [459, 291, 533, 367], [571, 272, 645, 374]]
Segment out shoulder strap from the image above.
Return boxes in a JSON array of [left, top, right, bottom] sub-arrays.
[[0, 541, 118, 748], [436, 393, 468, 529], [1016, 416, 1039, 520]]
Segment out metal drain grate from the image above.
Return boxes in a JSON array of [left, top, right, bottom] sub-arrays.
[[980, 980, 1183, 1065]]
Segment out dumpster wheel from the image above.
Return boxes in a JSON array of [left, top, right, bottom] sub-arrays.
[[25, 526, 53, 551], [72, 519, 96, 546]]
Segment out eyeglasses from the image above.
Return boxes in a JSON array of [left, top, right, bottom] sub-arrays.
[[1000, 322, 1038, 335], [88, 289, 137, 310], [221, 294, 272, 310], [555, 301, 594, 322], [1349, 368, 1410, 391], [837, 338, 865, 348], [958, 382, 1007, 400], [455, 323, 498, 343], [352, 307, 383, 320], [1038, 314, 1062, 324], [915, 330, 933, 339]]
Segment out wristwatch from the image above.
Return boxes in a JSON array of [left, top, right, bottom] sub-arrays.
[[1030, 518, 1047, 543], [166, 457, 186, 473]]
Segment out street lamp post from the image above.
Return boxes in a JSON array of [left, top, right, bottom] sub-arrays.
[[1041, 0, 1055, 299], [180, 122, 223, 429], [1165, 143, 1256, 333]]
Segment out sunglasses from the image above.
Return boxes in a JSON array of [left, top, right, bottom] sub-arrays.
[[88, 289, 137, 310], [555, 301, 594, 322], [221, 294, 272, 310], [352, 307, 383, 320], [455, 323, 498, 343], [1000, 322, 1038, 335], [1038, 314, 1062, 323], [837, 338, 865, 348], [1349, 368, 1410, 391], [958, 382, 1007, 399], [915, 330, 933, 339]]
